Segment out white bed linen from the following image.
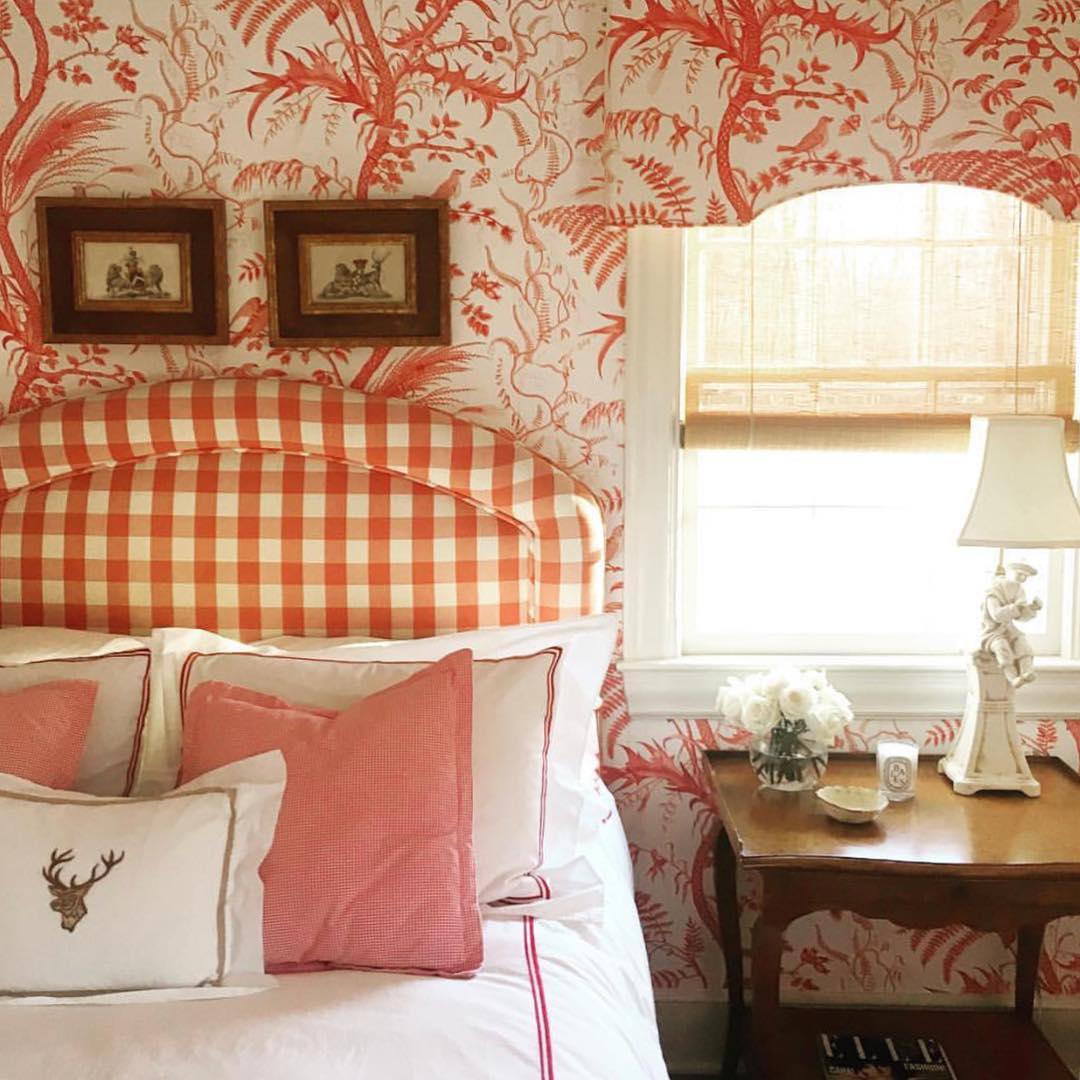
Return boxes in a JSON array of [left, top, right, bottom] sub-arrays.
[[2, 789, 667, 1080]]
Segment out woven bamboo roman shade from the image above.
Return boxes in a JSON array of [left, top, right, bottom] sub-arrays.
[[683, 184, 1079, 451]]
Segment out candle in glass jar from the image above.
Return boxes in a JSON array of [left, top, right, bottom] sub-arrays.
[[876, 740, 918, 802]]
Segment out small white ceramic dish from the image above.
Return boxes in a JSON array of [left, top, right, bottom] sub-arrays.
[[815, 785, 888, 825]]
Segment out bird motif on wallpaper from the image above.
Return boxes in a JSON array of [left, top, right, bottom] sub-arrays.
[[777, 116, 833, 157], [431, 168, 466, 202], [961, 0, 1019, 57], [228, 296, 268, 350]]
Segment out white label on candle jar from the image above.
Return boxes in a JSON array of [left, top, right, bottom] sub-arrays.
[[877, 741, 917, 801]]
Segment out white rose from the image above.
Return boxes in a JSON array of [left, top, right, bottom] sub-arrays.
[[717, 678, 747, 723], [741, 694, 780, 736], [820, 685, 854, 723], [806, 703, 848, 743], [807, 668, 828, 691], [744, 672, 769, 698], [779, 680, 814, 721], [762, 666, 800, 696]]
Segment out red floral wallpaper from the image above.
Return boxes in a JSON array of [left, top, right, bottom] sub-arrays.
[[1, 0, 1079, 1014], [605, 0, 1080, 224]]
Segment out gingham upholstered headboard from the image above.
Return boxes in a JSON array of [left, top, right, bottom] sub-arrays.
[[0, 379, 604, 640]]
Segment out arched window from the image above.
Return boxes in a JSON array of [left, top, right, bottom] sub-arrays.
[[623, 184, 1080, 710], [684, 183, 1077, 451]]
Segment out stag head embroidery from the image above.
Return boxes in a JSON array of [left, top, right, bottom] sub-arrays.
[[42, 848, 125, 932]]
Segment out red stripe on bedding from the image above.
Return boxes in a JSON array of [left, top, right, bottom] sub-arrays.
[[524, 916, 554, 1080], [124, 649, 153, 794], [536, 648, 561, 869], [491, 873, 550, 906]]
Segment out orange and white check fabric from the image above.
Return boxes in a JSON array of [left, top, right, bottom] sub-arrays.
[[0, 379, 604, 640]]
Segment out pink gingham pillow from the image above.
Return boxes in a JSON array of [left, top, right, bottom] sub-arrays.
[[0, 680, 100, 789], [156, 616, 617, 919], [179, 650, 481, 977], [0, 629, 151, 796]]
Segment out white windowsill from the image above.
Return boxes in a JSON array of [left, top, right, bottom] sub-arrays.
[[621, 654, 1080, 719]]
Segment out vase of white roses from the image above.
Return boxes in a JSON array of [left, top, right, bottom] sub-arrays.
[[717, 667, 854, 791]]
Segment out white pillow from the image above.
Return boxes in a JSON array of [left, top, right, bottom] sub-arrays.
[[150, 616, 617, 917], [0, 751, 285, 1004], [0, 629, 152, 795]]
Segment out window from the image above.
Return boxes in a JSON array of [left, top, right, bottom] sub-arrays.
[[623, 185, 1080, 690], [682, 184, 1076, 450], [682, 446, 1058, 654]]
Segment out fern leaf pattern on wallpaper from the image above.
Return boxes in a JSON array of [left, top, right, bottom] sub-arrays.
[[606, 0, 1080, 225], [3, 0, 1080, 1005]]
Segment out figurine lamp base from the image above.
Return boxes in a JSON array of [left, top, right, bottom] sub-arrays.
[[938, 653, 1041, 798]]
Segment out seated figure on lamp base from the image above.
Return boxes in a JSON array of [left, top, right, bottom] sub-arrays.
[[939, 562, 1042, 798], [980, 562, 1041, 689]]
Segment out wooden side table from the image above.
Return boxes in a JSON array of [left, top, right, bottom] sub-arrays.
[[705, 752, 1080, 1079]]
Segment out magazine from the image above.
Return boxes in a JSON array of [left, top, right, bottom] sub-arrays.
[[818, 1033, 958, 1079]]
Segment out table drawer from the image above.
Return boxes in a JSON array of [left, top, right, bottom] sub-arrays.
[[763, 868, 1080, 929]]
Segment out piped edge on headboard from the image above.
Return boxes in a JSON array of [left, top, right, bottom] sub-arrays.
[[0, 378, 605, 624]]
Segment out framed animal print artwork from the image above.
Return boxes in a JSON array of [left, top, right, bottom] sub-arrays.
[[36, 198, 228, 344], [265, 200, 449, 346]]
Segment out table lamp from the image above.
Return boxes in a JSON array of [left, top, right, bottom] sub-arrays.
[[940, 416, 1080, 797]]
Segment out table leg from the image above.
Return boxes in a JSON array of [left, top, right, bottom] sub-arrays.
[[1015, 923, 1046, 1020], [715, 824, 744, 1080], [750, 879, 786, 1079]]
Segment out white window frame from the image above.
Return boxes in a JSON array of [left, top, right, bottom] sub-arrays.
[[621, 226, 1080, 719]]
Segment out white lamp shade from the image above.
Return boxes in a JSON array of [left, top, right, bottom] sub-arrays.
[[958, 416, 1080, 548]]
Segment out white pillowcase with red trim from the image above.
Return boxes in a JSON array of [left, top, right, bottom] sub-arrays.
[[0, 629, 152, 795], [147, 615, 617, 919]]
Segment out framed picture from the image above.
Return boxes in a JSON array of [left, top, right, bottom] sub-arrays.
[[265, 200, 449, 346], [36, 198, 228, 344]]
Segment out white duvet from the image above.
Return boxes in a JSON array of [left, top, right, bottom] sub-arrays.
[[1, 801, 668, 1080]]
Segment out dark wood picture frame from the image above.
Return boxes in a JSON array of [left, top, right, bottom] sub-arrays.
[[265, 199, 449, 347], [36, 197, 228, 345]]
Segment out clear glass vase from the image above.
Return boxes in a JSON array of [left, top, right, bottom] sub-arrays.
[[749, 722, 828, 791]]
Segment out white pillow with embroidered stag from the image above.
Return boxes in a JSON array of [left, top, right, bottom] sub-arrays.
[[0, 752, 285, 1004]]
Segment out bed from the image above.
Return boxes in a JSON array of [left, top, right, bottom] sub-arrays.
[[0, 379, 666, 1080], [5, 789, 662, 1080]]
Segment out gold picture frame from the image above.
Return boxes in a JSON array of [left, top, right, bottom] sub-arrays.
[[72, 230, 192, 314], [37, 197, 228, 345], [298, 233, 417, 316], [265, 199, 449, 347]]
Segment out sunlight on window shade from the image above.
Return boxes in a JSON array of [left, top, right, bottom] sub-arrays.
[[683, 184, 1078, 451], [683, 448, 1055, 654]]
